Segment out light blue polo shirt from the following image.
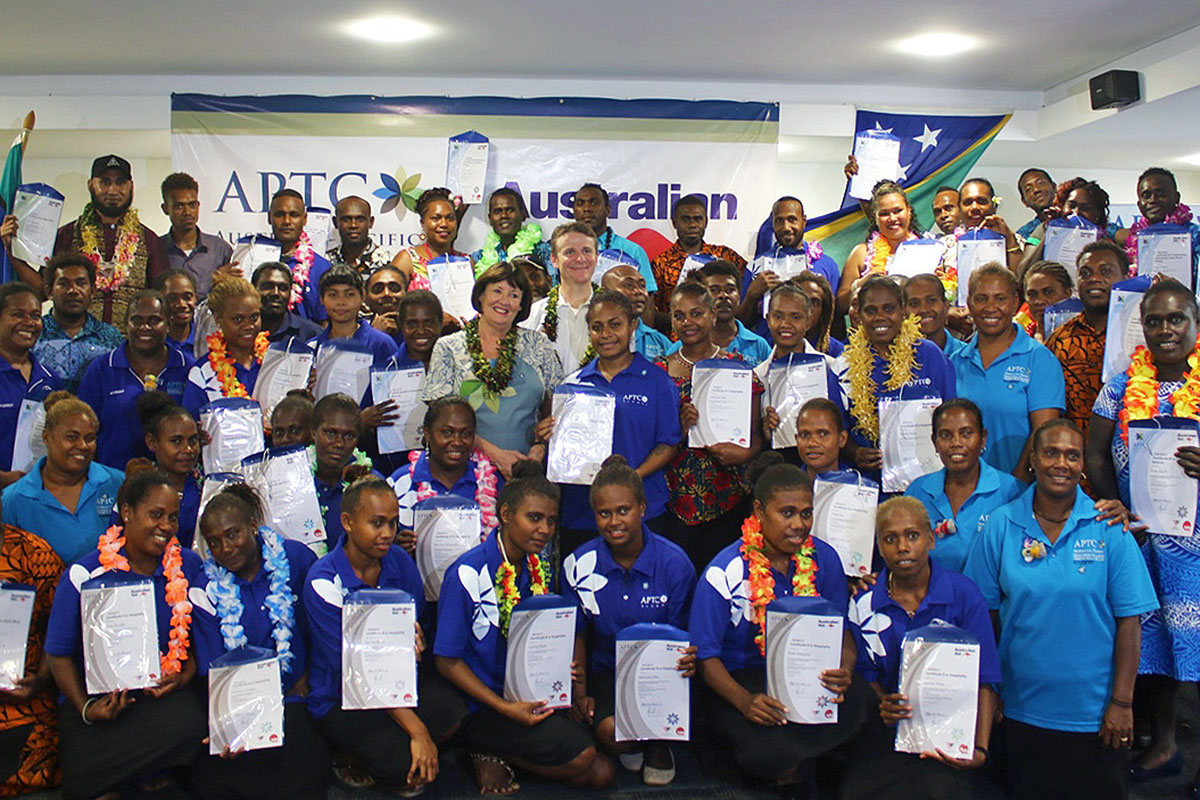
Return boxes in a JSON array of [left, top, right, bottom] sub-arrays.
[[633, 321, 672, 361], [905, 460, 1024, 573], [1, 458, 125, 565], [949, 326, 1065, 474], [668, 319, 772, 367], [964, 485, 1158, 732], [942, 334, 969, 361]]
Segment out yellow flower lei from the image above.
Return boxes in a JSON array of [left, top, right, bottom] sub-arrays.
[[1118, 336, 1200, 445], [79, 204, 142, 292], [495, 554, 549, 637], [206, 330, 270, 398], [845, 314, 922, 444], [740, 515, 818, 657]]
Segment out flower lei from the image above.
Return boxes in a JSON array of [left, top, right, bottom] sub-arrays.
[[407, 449, 501, 537], [206, 330, 271, 398], [97, 525, 192, 676], [286, 232, 316, 311], [740, 515, 817, 656], [464, 317, 519, 397], [78, 204, 142, 292], [475, 222, 544, 273], [864, 232, 894, 276], [308, 445, 374, 518], [845, 314, 923, 444], [495, 549, 550, 637], [1117, 336, 1200, 445], [1126, 203, 1193, 271], [543, 283, 600, 342], [202, 526, 295, 669]]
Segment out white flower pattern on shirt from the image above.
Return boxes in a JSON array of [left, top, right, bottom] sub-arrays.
[[563, 550, 609, 616], [705, 555, 752, 627], [458, 563, 500, 640], [849, 591, 892, 659]]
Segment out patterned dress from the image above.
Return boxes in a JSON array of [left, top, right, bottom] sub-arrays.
[[403, 244, 470, 292]]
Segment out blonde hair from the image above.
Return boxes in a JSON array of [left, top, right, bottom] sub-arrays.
[[43, 391, 98, 434], [875, 496, 932, 536], [207, 273, 259, 316]]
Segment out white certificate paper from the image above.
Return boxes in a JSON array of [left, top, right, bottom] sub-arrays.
[[1101, 287, 1147, 383], [766, 607, 843, 724], [81, 577, 160, 693], [955, 235, 1007, 306], [414, 501, 481, 601], [241, 447, 327, 554], [446, 133, 490, 205], [1129, 421, 1199, 537], [547, 387, 615, 485], [849, 130, 901, 200], [11, 184, 64, 267], [614, 636, 691, 742], [255, 346, 314, 424], [427, 256, 477, 322], [371, 367, 426, 455], [767, 356, 828, 449], [895, 634, 981, 759], [231, 235, 282, 273], [813, 475, 878, 576], [0, 583, 35, 690], [887, 239, 944, 279], [11, 396, 46, 474], [689, 361, 753, 448], [504, 602, 577, 709], [1043, 223, 1098, 281], [880, 396, 942, 493], [1138, 231, 1193, 287], [208, 654, 284, 754], [303, 207, 332, 256], [201, 402, 264, 476], [341, 593, 418, 710], [315, 344, 373, 403]]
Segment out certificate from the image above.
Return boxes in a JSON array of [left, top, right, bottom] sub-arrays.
[[1138, 225, 1194, 288], [955, 230, 1006, 306], [813, 472, 878, 576], [255, 341, 314, 424], [765, 596, 843, 725], [427, 255, 477, 322], [371, 365, 426, 455], [230, 235, 282, 273], [200, 398, 264, 476], [241, 445, 327, 554], [303, 207, 332, 255], [879, 395, 942, 493], [446, 131, 490, 205], [1043, 218, 1098, 281], [504, 595, 577, 709], [848, 130, 901, 201], [208, 647, 284, 755], [341, 589, 418, 710], [547, 385, 615, 485], [1101, 280, 1149, 383], [1129, 419, 1199, 537], [895, 623, 981, 759], [887, 239, 944, 279], [676, 253, 715, 283], [0, 583, 35, 690], [10, 395, 46, 474], [315, 341, 373, 404], [81, 573, 160, 693], [192, 302, 219, 361], [688, 359, 753, 448], [193, 473, 243, 559], [414, 497, 481, 601], [766, 354, 829, 449], [614, 623, 691, 742], [1043, 298, 1083, 339], [11, 183, 64, 267], [593, 250, 630, 283]]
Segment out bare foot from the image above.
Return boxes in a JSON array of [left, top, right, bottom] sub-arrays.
[[469, 752, 519, 795]]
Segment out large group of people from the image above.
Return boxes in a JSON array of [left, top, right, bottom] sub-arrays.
[[0, 151, 1196, 800]]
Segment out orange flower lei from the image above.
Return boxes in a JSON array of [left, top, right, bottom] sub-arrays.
[[206, 330, 271, 398], [1118, 336, 1200, 444], [740, 515, 818, 656], [495, 554, 549, 637], [97, 525, 192, 676]]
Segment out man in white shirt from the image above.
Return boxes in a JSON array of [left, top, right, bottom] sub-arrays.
[[521, 222, 597, 371]]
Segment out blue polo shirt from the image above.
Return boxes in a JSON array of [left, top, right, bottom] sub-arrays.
[[33, 313, 123, 392], [302, 537, 425, 718], [317, 468, 385, 546], [310, 320, 399, 367], [942, 334, 968, 360], [561, 528, 695, 673], [689, 537, 848, 672], [177, 476, 201, 549], [559, 354, 681, 529], [389, 452, 504, 541], [194, 536, 317, 698], [905, 461, 1024, 573], [1, 458, 124, 564], [0, 354, 63, 472], [166, 326, 195, 355], [963, 485, 1158, 732], [44, 544, 206, 674], [266, 310, 324, 344], [287, 251, 332, 323], [848, 562, 1002, 693], [77, 345, 193, 470], [667, 320, 772, 367], [182, 359, 262, 418], [596, 228, 657, 293], [949, 326, 1065, 475], [633, 321, 672, 361]]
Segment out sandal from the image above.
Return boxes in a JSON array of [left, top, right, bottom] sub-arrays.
[[469, 751, 520, 795], [332, 761, 377, 789]]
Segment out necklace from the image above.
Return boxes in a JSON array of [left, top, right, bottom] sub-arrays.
[[406, 449, 500, 538], [78, 204, 144, 292], [675, 343, 720, 367], [476, 221, 544, 273], [740, 515, 818, 656], [286, 232, 315, 311], [844, 314, 923, 444], [1032, 506, 1071, 524], [542, 283, 598, 342], [1118, 336, 1200, 444], [886, 572, 918, 619], [463, 318, 519, 406]]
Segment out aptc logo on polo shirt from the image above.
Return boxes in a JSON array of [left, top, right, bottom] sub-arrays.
[[96, 493, 116, 517], [621, 393, 650, 406], [640, 593, 669, 610], [1004, 366, 1031, 385]]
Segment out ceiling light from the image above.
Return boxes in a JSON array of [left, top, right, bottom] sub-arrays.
[[893, 32, 980, 58], [343, 15, 435, 44], [1180, 152, 1200, 167]]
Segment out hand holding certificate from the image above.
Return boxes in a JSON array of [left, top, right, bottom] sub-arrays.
[[427, 255, 477, 322], [955, 230, 1007, 306], [615, 623, 691, 742], [1136, 223, 1195, 289], [887, 239, 944, 279], [370, 365, 426, 455], [315, 340, 373, 403], [1128, 419, 1199, 537], [81, 572, 160, 694], [1102, 277, 1151, 383], [688, 359, 753, 449], [208, 647, 284, 755], [11, 395, 47, 474], [879, 395, 942, 493], [894, 623, 981, 760], [11, 183, 64, 267], [446, 131, 489, 205], [848, 130, 902, 201], [255, 339, 314, 425], [0, 583, 35, 690], [414, 497, 481, 601], [1043, 217, 1098, 282], [504, 595, 576, 709], [547, 385, 615, 485], [765, 597, 843, 724], [230, 235, 282, 275], [766, 354, 829, 449], [240, 445, 327, 555], [342, 589, 418, 710], [200, 398, 265, 476], [813, 471, 879, 577]]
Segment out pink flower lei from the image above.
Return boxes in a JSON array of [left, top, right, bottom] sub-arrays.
[[287, 231, 316, 311], [408, 449, 500, 539], [1126, 203, 1193, 275]]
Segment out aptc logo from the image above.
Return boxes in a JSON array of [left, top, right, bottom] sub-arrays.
[[374, 167, 425, 220]]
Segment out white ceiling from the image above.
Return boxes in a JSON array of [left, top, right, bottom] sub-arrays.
[[4, 0, 1197, 91]]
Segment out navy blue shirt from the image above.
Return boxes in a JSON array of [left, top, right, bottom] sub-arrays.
[[317, 468, 385, 545], [389, 451, 503, 541], [310, 320, 400, 368], [288, 252, 332, 323], [0, 353, 63, 472], [266, 311, 323, 345]]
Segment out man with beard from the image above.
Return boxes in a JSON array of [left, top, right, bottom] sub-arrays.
[[469, 187, 552, 275], [1015, 168, 1056, 241], [31, 253, 122, 391], [269, 189, 332, 322], [931, 186, 964, 235], [671, 260, 769, 366], [253, 261, 323, 344], [160, 171, 232, 297], [651, 194, 746, 320], [326, 195, 396, 277]]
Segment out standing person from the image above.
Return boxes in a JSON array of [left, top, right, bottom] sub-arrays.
[[600, 264, 673, 360], [470, 188, 552, 276], [675, 261, 770, 367], [930, 186, 963, 236], [522, 222, 599, 372], [795, 271, 844, 357], [77, 290, 191, 470], [836, 181, 921, 316], [1015, 167, 1057, 240], [571, 183, 657, 304], [657, 282, 763, 572], [45, 470, 207, 800], [159, 171, 233, 297], [1019, 260, 1073, 341], [948, 264, 1065, 478], [903, 272, 967, 358], [137, 392, 201, 548], [32, 254, 122, 392], [364, 265, 408, 347], [0, 283, 63, 486], [326, 195, 394, 277], [966, 420, 1156, 800], [1, 392, 123, 565], [651, 194, 746, 320], [745, 196, 842, 308], [1120, 167, 1200, 275], [954, 178, 1023, 271], [268, 189, 332, 323], [182, 275, 269, 415], [308, 265, 399, 373], [157, 269, 199, 353], [253, 262, 323, 345], [394, 188, 470, 292], [1019, 177, 1117, 277], [308, 393, 380, 548]]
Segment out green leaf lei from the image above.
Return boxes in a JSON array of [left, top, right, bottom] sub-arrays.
[[544, 283, 600, 367], [464, 317, 519, 402]]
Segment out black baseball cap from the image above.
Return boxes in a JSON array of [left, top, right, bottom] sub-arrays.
[[91, 155, 132, 180]]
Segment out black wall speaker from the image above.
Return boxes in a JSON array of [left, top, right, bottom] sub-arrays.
[[1090, 70, 1140, 110]]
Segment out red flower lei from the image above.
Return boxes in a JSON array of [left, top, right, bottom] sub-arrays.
[[97, 525, 192, 676], [740, 515, 818, 656], [206, 330, 271, 398], [495, 553, 549, 637], [1118, 336, 1200, 444]]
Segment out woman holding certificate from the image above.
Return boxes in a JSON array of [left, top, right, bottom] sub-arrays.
[[965, 420, 1157, 800], [1018, 177, 1119, 276], [44, 469, 207, 800], [0, 283, 63, 487], [562, 456, 696, 786], [690, 453, 863, 792], [435, 463, 614, 794], [183, 275, 269, 416], [1020, 261, 1074, 341], [309, 393, 382, 545], [393, 188, 471, 293], [424, 262, 564, 480], [190, 483, 328, 800], [836, 181, 922, 316], [795, 271, 844, 357], [137, 392, 201, 548]]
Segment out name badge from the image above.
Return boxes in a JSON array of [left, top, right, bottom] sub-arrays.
[[1073, 539, 1106, 563]]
